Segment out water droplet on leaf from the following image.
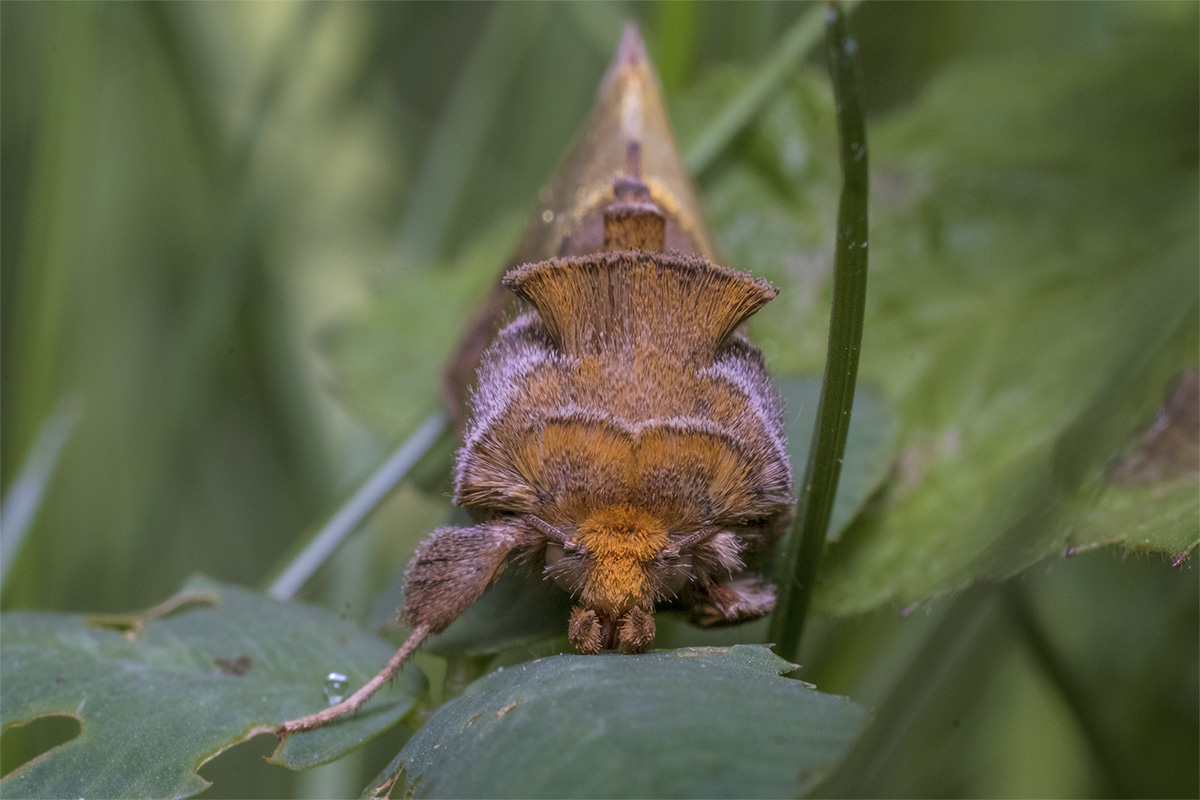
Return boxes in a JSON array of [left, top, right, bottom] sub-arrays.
[[324, 672, 349, 705]]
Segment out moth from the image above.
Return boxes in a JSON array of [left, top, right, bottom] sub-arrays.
[[280, 24, 793, 736]]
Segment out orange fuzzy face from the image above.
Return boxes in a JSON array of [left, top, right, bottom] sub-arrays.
[[568, 505, 670, 617]]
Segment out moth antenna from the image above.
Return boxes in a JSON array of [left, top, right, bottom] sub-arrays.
[[525, 514, 571, 543], [661, 525, 721, 559], [276, 624, 431, 738]]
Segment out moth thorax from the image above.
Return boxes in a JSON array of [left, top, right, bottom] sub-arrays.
[[577, 504, 669, 615]]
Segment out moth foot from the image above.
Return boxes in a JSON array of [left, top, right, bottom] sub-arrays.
[[689, 577, 776, 627], [619, 607, 655, 653], [569, 606, 603, 654]]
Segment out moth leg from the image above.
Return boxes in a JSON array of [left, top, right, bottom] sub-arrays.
[[277, 520, 519, 737], [399, 520, 519, 633], [687, 576, 776, 628], [277, 623, 432, 737], [618, 607, 655, 654], [569, 607, 603, 654]]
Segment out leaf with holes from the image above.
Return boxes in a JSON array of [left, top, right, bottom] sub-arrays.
[[0, 575, 425, 799]]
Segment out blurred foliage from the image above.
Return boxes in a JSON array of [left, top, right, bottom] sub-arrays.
[[2, 2, 1196, 798], [726, 20, 1200, 613]]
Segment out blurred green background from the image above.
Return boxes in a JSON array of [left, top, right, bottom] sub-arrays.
[[2, 2, 1196, 798]]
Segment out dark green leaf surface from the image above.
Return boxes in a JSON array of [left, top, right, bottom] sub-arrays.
[[366, 645, 867, 799], [0, 576, 425, 799]]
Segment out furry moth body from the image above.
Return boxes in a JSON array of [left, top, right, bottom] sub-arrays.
[[278, 24, 793, 737]]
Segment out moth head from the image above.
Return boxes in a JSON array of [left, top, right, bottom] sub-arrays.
[[542, 504, 692, 619]]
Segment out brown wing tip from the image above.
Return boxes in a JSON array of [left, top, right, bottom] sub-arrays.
[[501, 262, 536, 297], [602, 22, 649, 89], [617, 23, 647, 69]]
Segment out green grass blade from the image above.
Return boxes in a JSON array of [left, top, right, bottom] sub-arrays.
[[0, 401, 81, 594], [392, 3, 550, 269], [684, 0, 860, 175], [1003, 586, 1135, 796], [6, 4, 97, 491], [769, 1, 869, 661], [265, 411, 449, 601]]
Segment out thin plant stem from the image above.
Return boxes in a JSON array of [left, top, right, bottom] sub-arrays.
[[768, 1, 869, 662], [265, 411, 449, 601]]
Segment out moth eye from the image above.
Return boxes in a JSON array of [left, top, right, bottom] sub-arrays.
[[545, 538, 585, 569]]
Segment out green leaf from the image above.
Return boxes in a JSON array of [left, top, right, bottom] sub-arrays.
[[1069, 480, 1198, 561], [1060, 362, 1200, 561], [696, 14, 1199, 615], [365, 645, 867, 799], [0, 576, 425, 799]]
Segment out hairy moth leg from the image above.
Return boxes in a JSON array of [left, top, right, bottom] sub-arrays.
[[618, 607, 656, 654], [686, 576, 777, 628], [568, 607, 603, 655], [277, 520, 519, 736]]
